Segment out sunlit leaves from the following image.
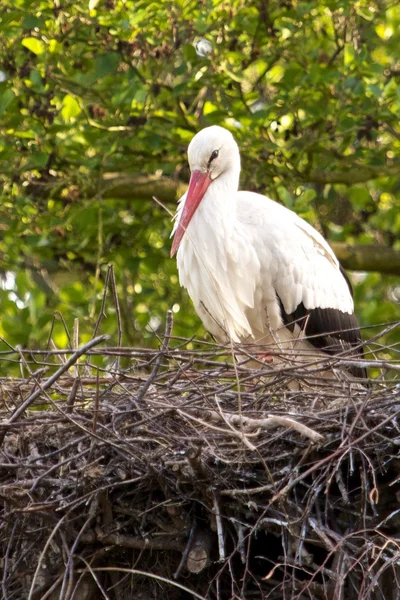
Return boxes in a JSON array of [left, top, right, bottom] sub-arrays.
[[0, 88, 15, 116], [21, 37, 45, 55], [61, 95, 81, 121], [0, 0, 398, 368]]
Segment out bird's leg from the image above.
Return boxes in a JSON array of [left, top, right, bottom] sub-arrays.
[[245, 346, 274, 364], [260, 354, 274, 363], [260, 308, 285, 363]]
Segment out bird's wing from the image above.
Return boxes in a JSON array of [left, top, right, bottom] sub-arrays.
[[237, 192, 352, 313], [237, 192, 366, 377]]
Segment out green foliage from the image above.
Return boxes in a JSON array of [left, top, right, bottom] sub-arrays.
[[0, 0, 399, 366]]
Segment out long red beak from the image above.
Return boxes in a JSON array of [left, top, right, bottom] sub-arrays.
[[170, 169, 211, 257]]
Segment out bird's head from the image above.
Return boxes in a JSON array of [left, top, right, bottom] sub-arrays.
[[187, 125, 240, 181], [171, 126, 240, 257]]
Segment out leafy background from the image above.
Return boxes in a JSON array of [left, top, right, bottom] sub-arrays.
[[0, 0, 399, 370]]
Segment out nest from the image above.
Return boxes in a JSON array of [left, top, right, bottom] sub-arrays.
[[1, 325, 400, 600]]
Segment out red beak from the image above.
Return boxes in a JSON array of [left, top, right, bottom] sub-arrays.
[[170, 169, 211, 257]]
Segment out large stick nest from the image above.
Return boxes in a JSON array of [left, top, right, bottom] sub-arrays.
[[1, 324, 400, 600]]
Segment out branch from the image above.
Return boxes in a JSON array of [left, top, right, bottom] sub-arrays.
[[102, 173, 184, 202], [102, 165, 400, 201], [183, 408, 323, 443], [185, 529, 212, 574], [83, 529, 186, 551], [28, 172, 400, 276], [0, 335, 109, 445], [308, 162, 400, 185], [331, 243, 400, 276], [228, 413, 324, 443], [101, 176, 400, 274], [96, 175, 400, 276]]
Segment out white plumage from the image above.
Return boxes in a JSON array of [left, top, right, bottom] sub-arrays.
[[171, 126, 365, 377]]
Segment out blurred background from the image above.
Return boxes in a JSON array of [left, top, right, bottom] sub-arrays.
[[0, 0, 399, 365]]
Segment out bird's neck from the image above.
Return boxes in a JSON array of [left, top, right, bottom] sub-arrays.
[[201, 167, 239, 227]]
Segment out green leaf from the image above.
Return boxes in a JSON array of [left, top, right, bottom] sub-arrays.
[[0, 0, 397, 362], [277, 186, 293, 207], [349, 187, 371, 210], [21, 37, 46, 55], [61, 95, 82, 121], [300, 188, 317, 204], [86, 53, 120, 84], [0, 88, 15, 117], [0, 10, 22, 28], [344, 45, 356, 66], [22, 14, 43, 30]]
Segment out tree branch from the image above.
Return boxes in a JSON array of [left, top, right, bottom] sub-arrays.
[[82, 529, 186, 551], [332, 243, 400, 276], [102, 174, 400, 275], [308, 162, 400, 185], [102, 173, 185, 202], [28, 173, 400, 276]]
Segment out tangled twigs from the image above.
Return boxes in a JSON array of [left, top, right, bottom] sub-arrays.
[[0, 329, 400, 599], [136, 310, 173, 403], [83, 529, 186, 551], [187, 407, 324, 443], [0, 334, 109, 445]]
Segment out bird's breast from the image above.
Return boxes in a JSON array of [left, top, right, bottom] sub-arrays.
[[176, 204, 281, 343]]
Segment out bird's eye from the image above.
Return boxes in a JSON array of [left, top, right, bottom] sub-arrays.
[[210, 149, 219, 162]]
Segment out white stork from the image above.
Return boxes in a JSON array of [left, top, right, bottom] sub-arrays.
[[171, 125, 366, 379]]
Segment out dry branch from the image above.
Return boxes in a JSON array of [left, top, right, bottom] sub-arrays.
[[0, 331, 400, 599], [186, 529, 212, 574]]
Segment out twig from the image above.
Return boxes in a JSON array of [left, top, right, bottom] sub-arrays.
[[92, 264, 123, 371], [92, 370, 100, 434], [65, 377, 79, 413], [221, 482, 275, 497], [227, 413, 323, 443], [136, 310, 173, 403], [213, 492, 226, 562], [173, 520, 197, 579], [88, 568, 208, 600], [185, 408, 323, 443], [0, 335, 109, 445], [177, 409, 257, 452], [83, 529, 186, 551], [1, 325, 400, 598], [269, 404, 400, 504], [109, 263, 123, 349]]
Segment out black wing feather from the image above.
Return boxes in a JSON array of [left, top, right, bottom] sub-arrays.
[[278, 295, 367, 380]]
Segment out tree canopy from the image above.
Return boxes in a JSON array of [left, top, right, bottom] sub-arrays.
[[0, 0, 399, 365]]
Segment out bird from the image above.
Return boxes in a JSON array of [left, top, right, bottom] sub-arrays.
[[170, 125, 367, 380]]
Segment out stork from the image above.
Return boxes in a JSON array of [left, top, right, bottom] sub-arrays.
[[171, 125, 366, 380]]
